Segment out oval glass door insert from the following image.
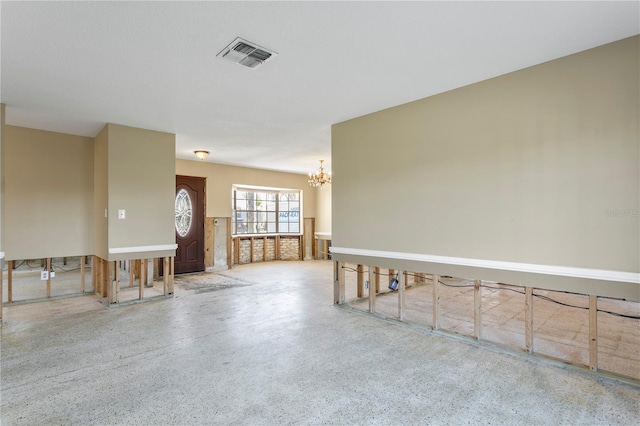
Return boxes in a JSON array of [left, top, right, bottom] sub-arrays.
[[175, 188, 192, 237]]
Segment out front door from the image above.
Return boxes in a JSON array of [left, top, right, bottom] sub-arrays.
[[174, 175, 206, 274]]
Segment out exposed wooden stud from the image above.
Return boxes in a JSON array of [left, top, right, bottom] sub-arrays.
[[46, 258, 51, 298], [323, 240, 329, 260], [357, 264, 364, 298], [334, 261, 346, 304], [398, 269, 406, 321], [139, 260, 144, 300], [250, 237, 254, 263], [275, 236, 281, 260], [525, 287, 533, 354], [310, 219, 316, 259], [263, 236, 267, 261], [374, 267, 380, 294], [129, 260, 134, 288], [142, 259, 149, 287], [163, 257, 170, 295], [114, 260, 120, 303], [368, 266, 376, 313], [589, 295, 598, 371], [389, 269, 395, 285], [226, 218, 232, 267], [403, 271, 410, 288], [90, 256, 95, 293], [7, 260, 13, 303], [474, 280, 482, 340], [94, 256, 100, 295], [80, 256, 86, 293], [235, 238, 241, 264], [63, 257, 67, 266], [205, 217, 215, 268], [433, 274, 440, 330], [168, 256, 175, 295]]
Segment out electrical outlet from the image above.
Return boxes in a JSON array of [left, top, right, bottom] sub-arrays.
[[118, 209, 126, 219], [365, 280, 369, 289], [41, 271, 49, 280]]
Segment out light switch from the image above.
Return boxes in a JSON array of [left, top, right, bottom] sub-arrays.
[[118, 209, 126, 219]]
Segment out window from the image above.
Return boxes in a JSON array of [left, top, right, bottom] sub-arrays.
[[232, 187, 301, 235]]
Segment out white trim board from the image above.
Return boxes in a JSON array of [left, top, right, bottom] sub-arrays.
[[330, 247, 640, 285], [109, 244, 178, 255]]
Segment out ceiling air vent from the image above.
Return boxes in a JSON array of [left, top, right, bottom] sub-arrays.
[[217, 37, 277, 69]]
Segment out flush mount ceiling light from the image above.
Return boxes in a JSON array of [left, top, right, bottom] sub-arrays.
[[308, 160, 331, 188], [194, 150, 209, 160], [217, 37, 277, 69]]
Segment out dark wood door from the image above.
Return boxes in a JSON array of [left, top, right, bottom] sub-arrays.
[[174, 175, 206, 274]]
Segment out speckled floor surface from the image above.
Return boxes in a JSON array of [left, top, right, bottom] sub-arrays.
[[1, 261, 639, 425]]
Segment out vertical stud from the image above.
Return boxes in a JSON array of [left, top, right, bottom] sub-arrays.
[[7, 260, 13, 303], [589, 295, 598, 371], [357, 264, 364, 298], [226, 218, 232, 267], [46, 258, 52, 298], [334, 261, 345, 304], [163, 257, 169, 295], [142, 259, 149, 287], [368, 266, 376, 313], [525, 287, 533, 354], [129, 260, 134, 288], [398, 269, 406, 321], [114, 260, 120, 303], [474, 280, 482, 340], [374, 267, 380, 294], [169, 256, 175, 295], [139, 260, 144, 300], [80, 256, 86, 293], [433, 274, 440, 330]]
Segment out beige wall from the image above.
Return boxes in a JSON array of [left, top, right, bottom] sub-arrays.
[[332, 36, 639, 274], [93, 125, 108, 259], [5, 126, 94, 259], [105, 124, 176, 260], [315, 184, 331, 235], [175, 159, 316, 220]]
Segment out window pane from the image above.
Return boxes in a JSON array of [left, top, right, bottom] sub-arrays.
[[267, 212, 276, 222], [279, 223, 289, 233], [289, 223, 300, 233], [265, 198, 276, 211], [267, 222, 276, 233]]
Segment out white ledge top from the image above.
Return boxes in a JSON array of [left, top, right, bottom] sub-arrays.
[[330, 247, 640, 284], [109, 244, 178, 254]]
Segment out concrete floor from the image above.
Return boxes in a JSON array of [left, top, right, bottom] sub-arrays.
[[1, 260, 639, 425]]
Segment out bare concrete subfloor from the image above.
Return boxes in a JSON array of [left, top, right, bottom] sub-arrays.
[[1, 261, 639, 425]]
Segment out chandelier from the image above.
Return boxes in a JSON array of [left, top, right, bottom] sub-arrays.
[[308, 160, 332, 188]]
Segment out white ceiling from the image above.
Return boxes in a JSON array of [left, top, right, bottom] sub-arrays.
[[2, 1, 638, 174]]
